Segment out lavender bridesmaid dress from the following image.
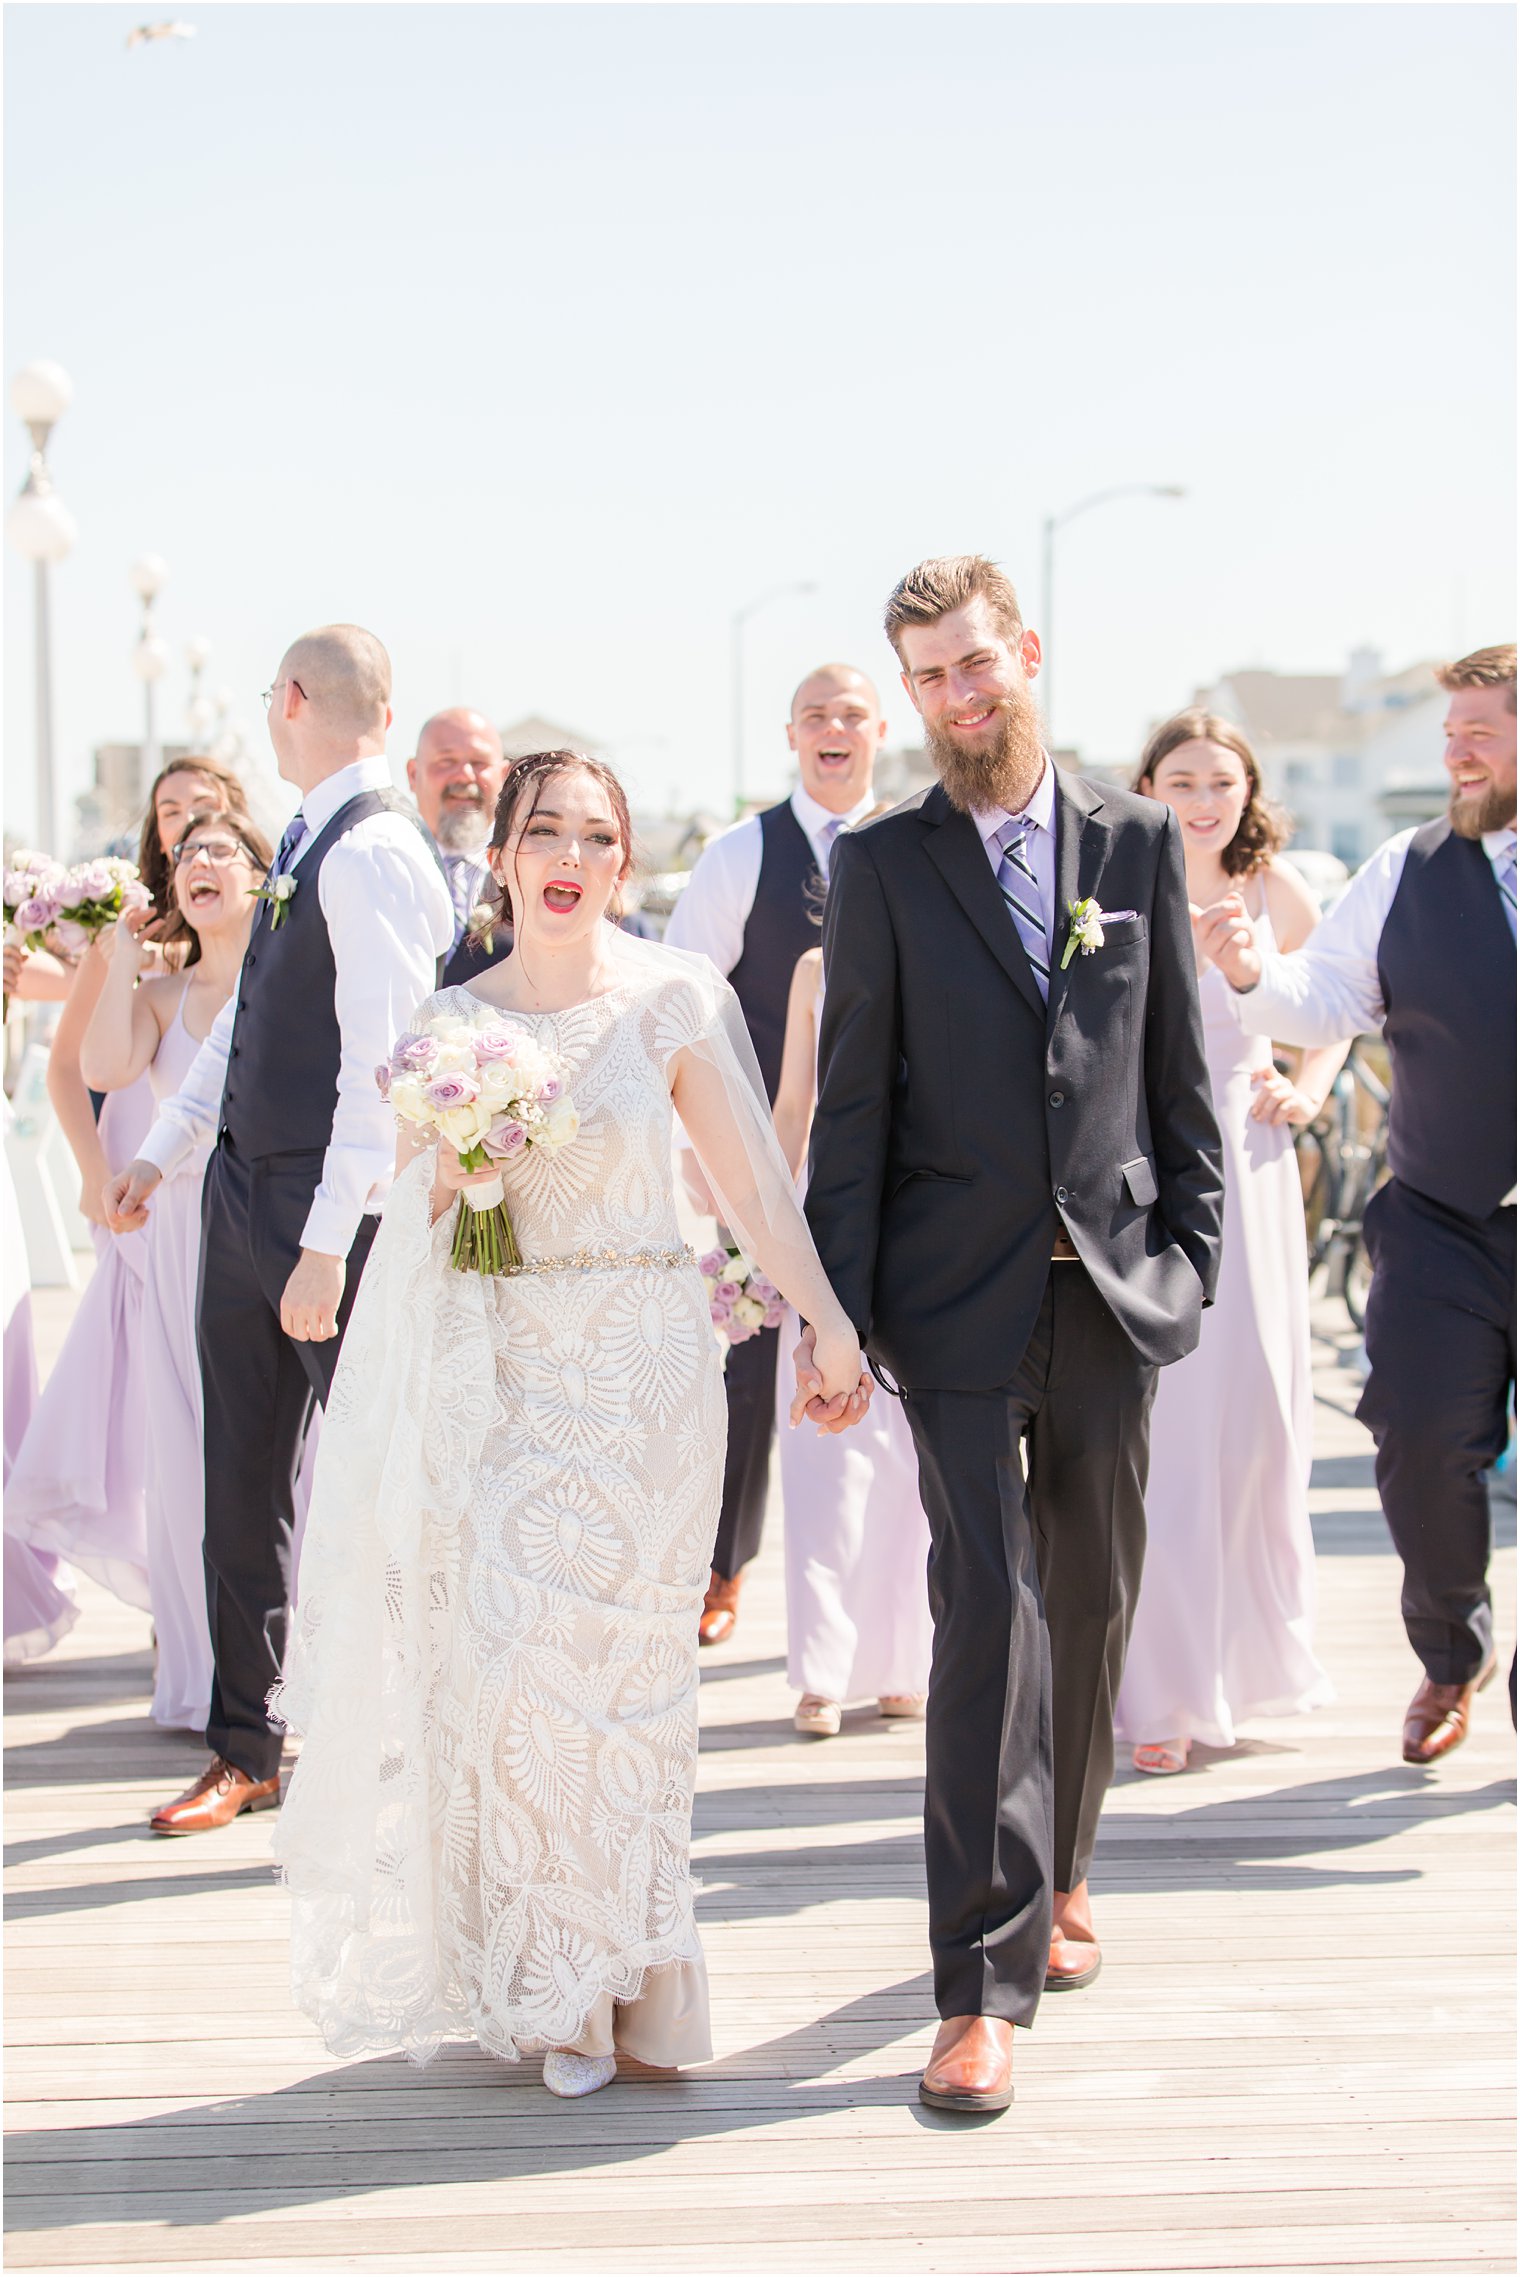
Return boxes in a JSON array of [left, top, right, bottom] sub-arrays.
[[2, 1121, 79, 1665], [5, 1079, 153, 1614], [1116, 897, 1333, 1750]]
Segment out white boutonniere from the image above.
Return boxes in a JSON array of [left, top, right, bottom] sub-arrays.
[[1060, 897, 1137, 969], [252, 874, 297, 930]]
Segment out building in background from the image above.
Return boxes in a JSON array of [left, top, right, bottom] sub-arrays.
[[73, 740, 191, 856], [1196, 649, 1447, 867]]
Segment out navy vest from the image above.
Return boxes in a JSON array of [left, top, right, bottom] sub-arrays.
[[220, 788, 409, 1158], [727, 801, 826, 1101], [442, 924, 513, 991], [1376, 817, 1517, 1219]]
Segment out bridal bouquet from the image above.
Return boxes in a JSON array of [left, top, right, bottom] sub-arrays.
[[378, 1014, 577, 1274], [700, 1244, 786, 1359]]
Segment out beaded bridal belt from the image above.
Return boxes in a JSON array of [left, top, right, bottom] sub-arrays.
[[502, 1244, 698, 1278]]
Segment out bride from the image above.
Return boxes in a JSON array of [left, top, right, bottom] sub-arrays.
[[273, 749, 870, 2098]]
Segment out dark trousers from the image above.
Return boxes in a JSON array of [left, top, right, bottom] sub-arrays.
[[195, 1140, 377, 1782], [1357, 1178, 1516, 1686], [902, 1267, 1155, 2027], [712, 1321, 779, 1580]]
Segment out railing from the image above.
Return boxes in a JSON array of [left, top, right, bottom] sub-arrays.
[[1293, 1035, 1390, 1331]]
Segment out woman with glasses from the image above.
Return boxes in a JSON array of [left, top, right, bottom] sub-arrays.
[[77, 810, 274, 1730]]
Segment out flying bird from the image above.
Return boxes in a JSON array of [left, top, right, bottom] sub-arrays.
[[126, 21, 195, 48]]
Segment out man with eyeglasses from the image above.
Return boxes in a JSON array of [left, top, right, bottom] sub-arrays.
[[107, 623, 454, 1835], [406, 708, 511, 986]]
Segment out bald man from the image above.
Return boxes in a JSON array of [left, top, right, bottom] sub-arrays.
[[110, 624, 454, 1832], [666, 663, 887, 1642], [407, 708, 512, 986]]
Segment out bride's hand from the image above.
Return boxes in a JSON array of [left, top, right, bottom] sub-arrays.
[[789, 1319, 872, 1437], [430, 1148, 504, 1220]]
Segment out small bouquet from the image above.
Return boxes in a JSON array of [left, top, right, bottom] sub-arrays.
[[4, 850, 72, 952], [378, 1014, 578, 1273], [700, 1244, 786, 1358], [51, 857, 152, 954]]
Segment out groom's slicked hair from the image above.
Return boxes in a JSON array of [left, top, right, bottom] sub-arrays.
[[283, 624, 392, 733], [884, 555, 1024, 663]]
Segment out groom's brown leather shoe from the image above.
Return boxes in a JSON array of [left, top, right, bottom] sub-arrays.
[[151, 1756, 280, 1835], [1046, 1880, 1103, 1991], [918, 2015, 1014, 2113], [1402, 1655, 1497, 1764], [698, 1568, 741, 1647]]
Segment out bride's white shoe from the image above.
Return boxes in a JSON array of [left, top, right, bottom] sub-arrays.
[[542, 2050, 617, 2099]]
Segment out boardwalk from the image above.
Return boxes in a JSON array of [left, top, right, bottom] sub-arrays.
[[5, 1293, 1515, 2276]]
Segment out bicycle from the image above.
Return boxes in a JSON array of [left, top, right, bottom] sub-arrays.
[[1294, 1036, 1390, 1331]]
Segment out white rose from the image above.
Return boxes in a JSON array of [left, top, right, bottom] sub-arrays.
[[438, 1100, 494, 1151], [478, 1061, 519, 1108], [388, 1075, 430, 1124], [537, 1097, 580, 1153], [731, 1294, 767, 1330]]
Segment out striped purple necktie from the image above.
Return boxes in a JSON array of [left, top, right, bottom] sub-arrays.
[[994, 817, 1050, 1001]]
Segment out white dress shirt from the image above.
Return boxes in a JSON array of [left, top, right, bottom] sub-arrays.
[[1226, 823, 1518, 1047], [136, 755, 455, 1257], [664, 783, 879, 976], [970, 754, 1059, 952]]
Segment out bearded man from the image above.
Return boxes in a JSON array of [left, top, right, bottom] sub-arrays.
[[1198, 644, 1517, 1769], [407, 708, 511, 986], [799, 555, 1222, 2113]]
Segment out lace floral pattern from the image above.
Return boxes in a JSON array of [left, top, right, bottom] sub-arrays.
[[274, 977, 727, 2064]]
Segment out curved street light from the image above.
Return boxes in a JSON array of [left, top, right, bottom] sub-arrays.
[[731, 580, 817, 814], [7, 362, 77, 851], [1040, 484, 1186, 751]]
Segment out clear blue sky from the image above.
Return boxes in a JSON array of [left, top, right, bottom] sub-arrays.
[[4, 0, 1514, 837]]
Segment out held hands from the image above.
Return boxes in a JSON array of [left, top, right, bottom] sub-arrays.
[[103, 1157, 162, 1233], [790, 1319, 873, 1438], [1249, 1068, 1320, 1128], [281, 1248, 346, 1342], [1190, 894, 1263, 992]]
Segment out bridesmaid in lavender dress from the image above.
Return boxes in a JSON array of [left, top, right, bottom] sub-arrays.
[[81, 810, 274, 1730], [771, 945, 933, 1737], [1115, 711, 1344, 1772]]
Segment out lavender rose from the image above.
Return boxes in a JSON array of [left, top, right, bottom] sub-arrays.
[[394, 1032, 440, 1071], [472, 1025, 525, 1063], [424, 1071, 480, 1109], [482, 1119, 528, 1157], [375, 1063, 392, 1100], [698, 1247, 729, 1279]]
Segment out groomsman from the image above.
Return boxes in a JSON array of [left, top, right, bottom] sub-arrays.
[[666, 663, 886, 1643], [406, 707, 511, 985], [802, 556, 1222, 2111], [107, 625, 454, 1832], [1199, 644, 1516, 1766]]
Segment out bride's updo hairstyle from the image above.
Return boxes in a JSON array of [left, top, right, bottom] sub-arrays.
[[481, 749, 636, 928]]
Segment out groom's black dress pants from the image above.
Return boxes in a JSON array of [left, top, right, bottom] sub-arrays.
[[712, 1321, 779, 1580], [195, 1138, 377, 1783], [902, 1266, 1155, 2028], [1357, 1178, 1516, 1686]]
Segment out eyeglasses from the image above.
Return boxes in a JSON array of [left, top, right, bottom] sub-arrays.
[[260, 677, 305, 712], [172, 837, 250, 868]]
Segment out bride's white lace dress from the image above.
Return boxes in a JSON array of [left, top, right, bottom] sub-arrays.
[[274, 969, 736, 2067]]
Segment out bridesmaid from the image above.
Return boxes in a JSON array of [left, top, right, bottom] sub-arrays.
[[81, 809, 272, 1730], [772, 944, 934, 1737], [1116, 709, 1343, 1772], [4, 756, 253, 1626], [2, 1102, 78, 1667]]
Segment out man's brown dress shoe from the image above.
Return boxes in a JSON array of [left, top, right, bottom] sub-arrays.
[[1045, 1880, 1102, 1991], [919, 2015, 1014, 2114], [697, 1568, 741, 1647], [150, 1756, 280, 1835], [1402, 1655, 1497, 1764]]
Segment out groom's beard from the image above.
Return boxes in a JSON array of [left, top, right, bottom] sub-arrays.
[[924, 687, 1048, 817], [1448, 778, 1516, 839]]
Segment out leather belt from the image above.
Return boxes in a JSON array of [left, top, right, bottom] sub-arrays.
[[1052, 1230, 1079, 1262]]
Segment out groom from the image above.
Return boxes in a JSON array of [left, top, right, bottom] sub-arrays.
[[801, 556, 1222, 2112], [108, 625, 454, 1833]]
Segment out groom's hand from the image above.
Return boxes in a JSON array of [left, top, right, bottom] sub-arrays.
[[282, 1248, 346, 1342], [790, 1322, 870, 1436]]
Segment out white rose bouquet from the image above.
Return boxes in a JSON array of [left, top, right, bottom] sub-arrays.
[[699, 1243, 786, 1362], [378, 1013, 578, 1273]]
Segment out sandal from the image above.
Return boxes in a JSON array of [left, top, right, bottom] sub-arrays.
[[1133, 1737, 1191, 1775], [794, 1695, 842, 1738]]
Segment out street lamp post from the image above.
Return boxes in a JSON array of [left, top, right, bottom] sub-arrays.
[[129, 554, 170, 779], [6, 362, 77, 852], [1039, 484, 1186, 750], [185, 634, 213, 740], [730, 580, 817, 814]]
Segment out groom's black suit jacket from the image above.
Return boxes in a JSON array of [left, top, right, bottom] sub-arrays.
[[806, 771, 1224, 1392]]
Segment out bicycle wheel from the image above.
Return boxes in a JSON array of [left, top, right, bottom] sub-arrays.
[[1295, 1122, 1333, 1280], [1343, 1137, 1388, 1333]]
